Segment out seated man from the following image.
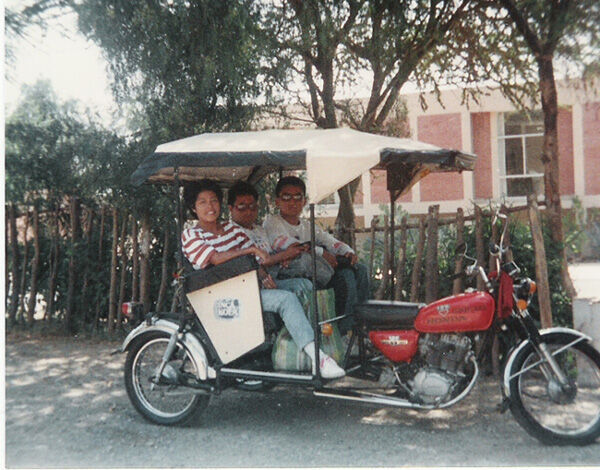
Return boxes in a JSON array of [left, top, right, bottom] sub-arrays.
[[182, 179, 344, 379], [264, 176, 369, 335]]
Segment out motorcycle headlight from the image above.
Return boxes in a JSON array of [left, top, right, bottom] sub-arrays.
[[515, 278, 535, 301]]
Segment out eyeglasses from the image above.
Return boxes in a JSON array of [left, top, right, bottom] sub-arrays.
[[233, 203, 258, 211], [279, 194, 304, 201]]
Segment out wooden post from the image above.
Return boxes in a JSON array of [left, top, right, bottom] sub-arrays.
[[116, 213, 129, 330], [156, 229, 170, 312], [528, 194, 553, 328], [108, 207, 119, 334], [45, 205, 60, 322], [8, 203, 20, 326], [131, 217, 139, 302], [475, 204, 485, 291], [393, 216, 408, 300], [368, 216, 377, 282], [17, 211, 30, 324], [65, 197, 81, 334], [139, 211, 152, 313], [488, 210, 499, 271], [80, 209, 94, 323], [26, 205, 40, 326], [453, 208, 465, 295], [425, 205, 440, 304], [410, 216, 426, 302], [374, 215, 390, 300]]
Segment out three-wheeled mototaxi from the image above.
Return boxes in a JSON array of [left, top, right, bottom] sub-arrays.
[[119, 128, 600, 446]]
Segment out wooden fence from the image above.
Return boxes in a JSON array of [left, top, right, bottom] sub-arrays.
[[349, 198, 553, 328]]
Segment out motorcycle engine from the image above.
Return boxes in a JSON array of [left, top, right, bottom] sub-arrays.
[[410, 334, 472, 404]]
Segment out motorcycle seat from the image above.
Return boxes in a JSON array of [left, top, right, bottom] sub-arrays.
[[354, 300, 424, 329]]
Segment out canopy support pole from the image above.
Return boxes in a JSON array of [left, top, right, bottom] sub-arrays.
[[174, 167, 186, 318], [389, 190, 400, 301], [309, 203, 321, 381]]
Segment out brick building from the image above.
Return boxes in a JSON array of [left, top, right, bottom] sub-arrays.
[[314, 82, 600, 228]]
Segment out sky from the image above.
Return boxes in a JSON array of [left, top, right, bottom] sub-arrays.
[[5, 5, 117, 124]]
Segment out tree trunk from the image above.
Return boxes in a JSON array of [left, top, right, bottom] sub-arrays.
[[107, 207, 119, 334], [156, 229, 170, 312], [528, 194, 553, 328], [424, 205, 440, 304], [139, 211, 152, 313], [131, 217, 139, 302], [26, 205, 40, 326], [17, 211, 30, 324], [46, 205, 60, 322], [538, 56, 576, 299], [410, 217, 427, 302], [65, 197, 81, 334], [116, 213, 129, 330], [8, 203, 20, 326]]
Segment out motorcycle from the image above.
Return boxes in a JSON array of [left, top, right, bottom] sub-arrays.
[[119, 128, 600, 446]]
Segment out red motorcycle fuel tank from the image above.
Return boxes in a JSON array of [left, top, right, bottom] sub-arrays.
[[414, 291, 495, 333], [369, 330, 420, 362]]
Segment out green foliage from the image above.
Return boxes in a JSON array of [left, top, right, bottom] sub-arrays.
[[75, 0, 274, 140]]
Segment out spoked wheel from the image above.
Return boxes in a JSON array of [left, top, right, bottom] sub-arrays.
[[124, 332, 210, 425], [508, 334, 600, 445]]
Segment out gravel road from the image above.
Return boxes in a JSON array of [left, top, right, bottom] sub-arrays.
[[5, 335, 600, 467]]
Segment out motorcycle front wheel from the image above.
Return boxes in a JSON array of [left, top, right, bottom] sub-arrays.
[[124, 332, 210, 425], [508, 333, 600, 445]]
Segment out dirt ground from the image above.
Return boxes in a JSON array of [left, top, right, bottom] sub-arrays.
[[5, 334, 600, 468]]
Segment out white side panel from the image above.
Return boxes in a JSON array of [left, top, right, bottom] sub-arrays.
[[186, 270, 264, 364]]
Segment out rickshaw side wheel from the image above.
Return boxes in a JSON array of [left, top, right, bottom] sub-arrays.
[[235, 378, 277, 392], [124, 331, 210, 426]]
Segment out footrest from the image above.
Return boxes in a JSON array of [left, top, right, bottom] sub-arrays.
[[354, 300, 424, 329]]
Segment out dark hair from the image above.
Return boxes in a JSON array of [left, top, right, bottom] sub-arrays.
[[227, 181, 259, 206], [183, 179, 223, 219], [275, 176, 306, 197]]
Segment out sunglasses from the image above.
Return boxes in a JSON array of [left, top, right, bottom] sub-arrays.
[[279, 194, 304, 201], [233, 203, 258, 211]]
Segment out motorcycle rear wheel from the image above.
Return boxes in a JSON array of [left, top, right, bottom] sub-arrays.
[[124, 332, 210, 425], [508, 334, 600, 445]]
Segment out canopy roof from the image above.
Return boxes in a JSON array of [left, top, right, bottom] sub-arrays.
[[131, 128, 476, 203]]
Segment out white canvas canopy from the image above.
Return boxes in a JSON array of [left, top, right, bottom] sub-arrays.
[[131, 128, 475, 203]]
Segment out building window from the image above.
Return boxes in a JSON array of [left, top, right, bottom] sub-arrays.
[[498, 111, 545, 197]]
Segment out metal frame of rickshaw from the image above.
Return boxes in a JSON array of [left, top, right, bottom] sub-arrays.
[[131, 133, 476, 396]]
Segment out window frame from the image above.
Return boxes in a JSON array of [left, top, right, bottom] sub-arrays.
[[498, 112, 545, 198]]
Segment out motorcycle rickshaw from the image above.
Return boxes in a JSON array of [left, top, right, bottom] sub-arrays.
[[120, 127, 600, 445]]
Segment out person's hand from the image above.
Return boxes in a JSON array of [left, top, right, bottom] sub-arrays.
[[284, 244, 305, 260], [345, 252, 358, 266], [261, 273, 277, 289], [258, 267, 277, 289], [322, 250, 338, 268], [250, 246, 269, 263]]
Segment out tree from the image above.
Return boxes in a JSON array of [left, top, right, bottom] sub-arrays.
[[489, 0, 600, 297], [75, 0, 276, 141], [264, 0, 472, 244]]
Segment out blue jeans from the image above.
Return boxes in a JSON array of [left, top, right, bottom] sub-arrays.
[[260, 287, 314, 350], [329, 263, 369, 334]]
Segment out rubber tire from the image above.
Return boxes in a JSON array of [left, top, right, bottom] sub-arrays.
[[508, 333, 600, 445], [124, 331, 210, 425]]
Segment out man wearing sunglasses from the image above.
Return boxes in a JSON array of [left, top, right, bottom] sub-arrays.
[[264, 176, 369, 335]]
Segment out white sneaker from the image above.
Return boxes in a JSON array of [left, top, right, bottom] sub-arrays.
[[314, 354, 346, 379], [303, 341, 345, 379]]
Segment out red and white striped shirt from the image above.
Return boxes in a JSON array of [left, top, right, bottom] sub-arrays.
[[181, 221, 254, 270]]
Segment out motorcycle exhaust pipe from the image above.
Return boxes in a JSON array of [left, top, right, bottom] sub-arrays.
[[314, 356, 479, 410]]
